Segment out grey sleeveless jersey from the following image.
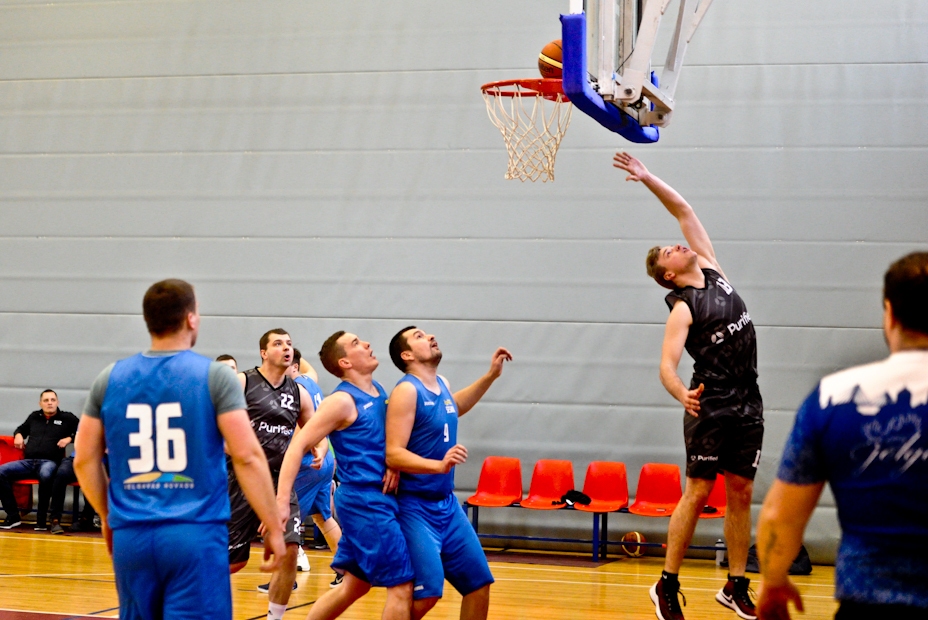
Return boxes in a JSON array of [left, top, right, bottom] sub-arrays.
[[242, 367, 301, 472]]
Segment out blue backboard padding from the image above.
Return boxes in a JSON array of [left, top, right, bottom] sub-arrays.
[[560, 13, 659, 144]]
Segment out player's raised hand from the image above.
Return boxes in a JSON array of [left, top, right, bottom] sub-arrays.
[[488, 347, 513, 379], [440, 444, 468, 474], [756, 579, 804, 620], [682, 383, 704, 417], [612, 151, 649, 182], [259, 529, 285, 573]]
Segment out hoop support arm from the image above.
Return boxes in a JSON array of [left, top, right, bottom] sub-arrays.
[[560, 12, 659, 144]]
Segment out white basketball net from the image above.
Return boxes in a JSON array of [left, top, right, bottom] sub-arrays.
[[482, 85, 572, 182]]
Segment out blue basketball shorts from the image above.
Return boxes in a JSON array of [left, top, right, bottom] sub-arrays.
[[397, 493, 494, 600], [112, 521, 231, 620], [331, 483, 414, 588], [295, 450, 335, 521]]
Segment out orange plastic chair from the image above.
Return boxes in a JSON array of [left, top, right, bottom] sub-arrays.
[[699, 473, 727, 519], [520, 460, 575, 510], [466, 457, 523, 508], [574, 461, 629, 513], [628, 463, 682, 516]]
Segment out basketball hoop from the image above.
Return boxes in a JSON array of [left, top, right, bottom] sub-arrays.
[[480, 79, 572, 182]]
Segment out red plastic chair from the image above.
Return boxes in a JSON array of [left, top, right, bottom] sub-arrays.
[[699, 473, 727, 519], [0, 436, 36, 512], [628, 463, 682, 516], [466, 457, 523, 507], [574, 461, 629, 513], [520, 460, 575, 510]]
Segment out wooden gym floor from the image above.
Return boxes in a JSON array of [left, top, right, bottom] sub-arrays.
[[0, 529, 839, 619]]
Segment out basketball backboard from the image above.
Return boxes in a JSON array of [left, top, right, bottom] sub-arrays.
[[562, 0, 714, 142]]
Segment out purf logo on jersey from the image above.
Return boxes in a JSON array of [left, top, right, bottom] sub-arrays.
[[444, 399, 455, 414], [257, 421, 294, 436], [727, 311, 752, 335]]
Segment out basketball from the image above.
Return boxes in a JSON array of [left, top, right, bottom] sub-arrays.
[[621, 531, 646, 557], [538, 39, 563, 79]]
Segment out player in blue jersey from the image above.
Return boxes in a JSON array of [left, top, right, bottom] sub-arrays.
[[385, 327, 511, 620], [276, 331, 414, 620], [757, 252, 928, 620], [73, 279, 284, 620], [615, 152, 762, 620], [287, 347, 343, 584]]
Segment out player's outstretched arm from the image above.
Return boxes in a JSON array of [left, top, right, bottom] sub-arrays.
[[386, 381, 467, 475], [756, 480, 824, 620], [451, 347, 512, 416], [613, 152, 722, 274], [218, 409, 283, 572], [73, 415, 112, 553]]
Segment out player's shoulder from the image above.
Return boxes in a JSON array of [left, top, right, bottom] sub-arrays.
[[819, 353, 928, 415]]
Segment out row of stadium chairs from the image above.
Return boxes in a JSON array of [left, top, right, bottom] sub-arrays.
[[462, 457, 727, 560], [0, 435, 81, 522]]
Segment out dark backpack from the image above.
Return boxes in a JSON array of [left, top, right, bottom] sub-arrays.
[[742, 543, 812, 575]]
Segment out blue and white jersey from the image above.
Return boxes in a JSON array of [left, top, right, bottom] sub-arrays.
[[294, 374, 331, 473], [396, 374, 458, 499], [778, 350, 928, 607], [94, 350, 240, 529], [328, 380, 388, 486]]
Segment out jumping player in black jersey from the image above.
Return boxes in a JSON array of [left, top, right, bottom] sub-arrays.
[[614, 153, 762, 620], [228, 328, 315, 620]]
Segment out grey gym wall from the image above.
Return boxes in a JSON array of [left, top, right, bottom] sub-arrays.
[[1, 1, 925, 561]]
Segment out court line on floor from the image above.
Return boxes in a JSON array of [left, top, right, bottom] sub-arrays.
[[0, 606, 117, 618], [491, 577, 836, 600]]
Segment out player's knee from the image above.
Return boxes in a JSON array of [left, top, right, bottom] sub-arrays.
[[683, 477, 714, 503], [229, 561, 247, 574], [388, 581, 415, 605], [412, 595, 439, 618]]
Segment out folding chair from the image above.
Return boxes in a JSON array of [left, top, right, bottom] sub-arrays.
[[628, 463, 682, 516]]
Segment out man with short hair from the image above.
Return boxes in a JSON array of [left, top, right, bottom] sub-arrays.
[[287, 347, 343, 586], [0, 389, 78, 530], [216, 354, 238, 372], [229, 328, 314, 620], [73, 278, 284, 619], [614, 152, 762, 620], [756, 252, 928, 619], [276, 331, 414, 620], [385, 326, 511, 620]]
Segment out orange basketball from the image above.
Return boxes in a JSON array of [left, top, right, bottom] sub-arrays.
[[538, 39, 563, 79], [621, 531, 646, 557]]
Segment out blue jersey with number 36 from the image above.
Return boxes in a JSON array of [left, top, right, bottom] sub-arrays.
[[100, 351, 230, 529]]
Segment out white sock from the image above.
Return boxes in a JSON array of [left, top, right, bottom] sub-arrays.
[[268, 602, 287, 620]]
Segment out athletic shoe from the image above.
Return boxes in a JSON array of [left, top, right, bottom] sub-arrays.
[[330, 573, 344, 588], [716, 576, 757, 620], [51, 522, 65, 535], [256, 581, 297, 594], [650, 578, 686, 620], [92, 514, 102, 528], [0, 516, 22, 530], [296, 545, 310, 572], [34, 523, 48, 531]]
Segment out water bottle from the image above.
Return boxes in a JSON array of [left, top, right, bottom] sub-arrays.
[[715, 539, 725, 566]]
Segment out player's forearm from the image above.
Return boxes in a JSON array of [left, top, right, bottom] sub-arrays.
[[757, 480, 822, 586], [453, 373, 496, 416], [275, 440, 306, 501], [385, 445, 442, 475], [640, 172, 694, 222], [73, 457, 109, 522], [231, 447, 283, 535], [659, 365, 689, 405]]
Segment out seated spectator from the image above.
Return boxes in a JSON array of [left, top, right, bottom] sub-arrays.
[[47, 452, 102, 534], [0, 389, 79, 530]]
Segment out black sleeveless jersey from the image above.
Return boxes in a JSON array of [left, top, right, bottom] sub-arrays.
[[665, 268, 758, 387], [242, 367, 301, 472]]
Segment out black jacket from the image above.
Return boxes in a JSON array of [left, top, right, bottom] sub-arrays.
[[14, 409, 80, 463]]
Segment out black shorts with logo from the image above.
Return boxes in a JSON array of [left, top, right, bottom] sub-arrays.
[[227, 475, 302, 566], [683, 382, 764, 481]]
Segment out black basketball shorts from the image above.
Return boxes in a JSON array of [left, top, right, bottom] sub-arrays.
[[227, 477, 302, 566], [683, 383, 764, 481]]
